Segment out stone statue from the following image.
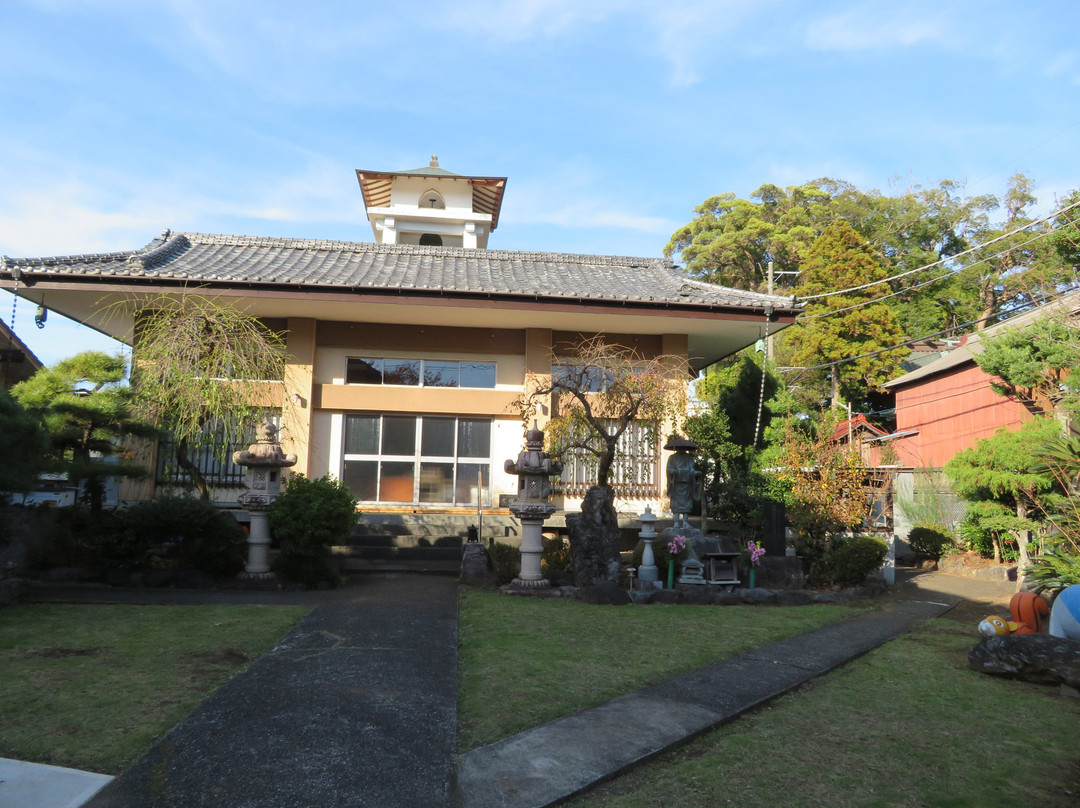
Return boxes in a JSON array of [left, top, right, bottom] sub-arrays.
[[664, 435, 700, 529]]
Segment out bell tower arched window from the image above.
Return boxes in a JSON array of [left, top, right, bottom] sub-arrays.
[[420, 190, 445, 209], [419, 233, 443, 246]]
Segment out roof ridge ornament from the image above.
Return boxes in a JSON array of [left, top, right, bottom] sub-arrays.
[[430, 154, 439, 167], [127, 232, 191, 271]]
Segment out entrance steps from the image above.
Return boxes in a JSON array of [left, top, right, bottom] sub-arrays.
[[333, 512, 524, 569]]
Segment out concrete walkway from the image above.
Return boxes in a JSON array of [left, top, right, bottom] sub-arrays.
[[9, 568, 1016, 808], [81, 573, 459, 808]]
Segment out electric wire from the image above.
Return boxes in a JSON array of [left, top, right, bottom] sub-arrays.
[[795, 222, 1072, 322], [775, 288, 1073, 373], [797, 197, 1080, 302]]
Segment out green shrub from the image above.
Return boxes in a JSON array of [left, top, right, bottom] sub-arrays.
[[55, 508, 131, 572], [1026, 542, 1080, 594], [269, 474, 358, 588], [906, 525, 954, 560], [541, 534, 571, 577], [121, 494, 246, 576], [957, 514, 1019, 562], [488, 542, 520, 585], [813, 534, 888, 587]]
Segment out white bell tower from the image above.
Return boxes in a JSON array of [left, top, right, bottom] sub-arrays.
[[356, 156, 507, 249]]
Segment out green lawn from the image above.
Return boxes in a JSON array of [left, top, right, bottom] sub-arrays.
[[0, 603, 309, 774], [457, 590, 871, 750], [9, 587, 1078, 808], [459, 592, 1080, 807], [568, 614, 1080, 808]]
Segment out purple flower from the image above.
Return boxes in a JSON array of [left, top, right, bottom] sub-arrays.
[[668, 535, 687, 556], [747, 540, 765, 566]]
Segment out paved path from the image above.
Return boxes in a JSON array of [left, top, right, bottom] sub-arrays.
[[80, 574, 458, 808]]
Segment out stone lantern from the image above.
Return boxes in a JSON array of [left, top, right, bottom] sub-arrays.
[[503, 422, 563, 589], [233, 419, 297, 578], [636, 506, 661, 590]]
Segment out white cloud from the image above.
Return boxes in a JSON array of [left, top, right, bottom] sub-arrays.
[[0, 181, 172, 256], [0, 152, 372, 257], [805, 6, 945, 52], [507, 169, 678, 236], [431, 0, 623, 40], [217, 157, 367, 226]]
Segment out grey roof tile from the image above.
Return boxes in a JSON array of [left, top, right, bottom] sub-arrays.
[[4, 231, 800, 312]]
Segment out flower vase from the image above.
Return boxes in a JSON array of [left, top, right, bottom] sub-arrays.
[[749, 568, 756, 589], [667, 560, 674, 589]]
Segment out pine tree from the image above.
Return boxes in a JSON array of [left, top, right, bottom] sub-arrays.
[[12, 352, 156, 511]]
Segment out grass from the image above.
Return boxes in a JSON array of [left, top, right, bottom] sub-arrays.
[[0, 603, 309, 774], [568, 612, 1080, 808], [457, 590, 871, 750]]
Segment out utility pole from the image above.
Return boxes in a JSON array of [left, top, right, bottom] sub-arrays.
[[766, 262, 774, 361], [765, 261, 800, 361]]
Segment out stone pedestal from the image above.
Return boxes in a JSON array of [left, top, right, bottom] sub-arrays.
[[511, 506, 557, 589], [243, 505, 273, 576], [638, 537, 660, 587]]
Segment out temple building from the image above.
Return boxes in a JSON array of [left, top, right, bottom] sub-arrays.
[[0, 157, 800, 529]]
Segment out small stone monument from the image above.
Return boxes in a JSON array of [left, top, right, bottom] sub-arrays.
[[233, 419, 297, 578], [636, 506, 661, 591], [503, 422, 563, 589]]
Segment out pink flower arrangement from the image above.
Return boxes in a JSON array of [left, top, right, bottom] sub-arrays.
[[668, 534, 687, 556], [747, 540, 765, 566]]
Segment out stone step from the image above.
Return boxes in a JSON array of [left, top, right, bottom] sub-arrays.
[[333, 544, 462, 564], [349, 513, 525, 545]]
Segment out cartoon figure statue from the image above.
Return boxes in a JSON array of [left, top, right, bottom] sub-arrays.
[[978, 591, 1051, 637], [664, 435, 700, 529], [1049, 584, 1080, 640]]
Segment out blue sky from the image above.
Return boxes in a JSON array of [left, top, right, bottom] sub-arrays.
[[2, 0, 1078, 365]]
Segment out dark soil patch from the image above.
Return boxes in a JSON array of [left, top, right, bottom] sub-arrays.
[[183, 647, 250, 667], [25, 646, 103, 658]]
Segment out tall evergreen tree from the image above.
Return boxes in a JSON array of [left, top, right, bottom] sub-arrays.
[[790, 222, 910, 408]]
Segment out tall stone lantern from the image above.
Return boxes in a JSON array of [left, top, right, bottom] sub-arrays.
[[233, 419, 297, 578], [504, 422, 563, 589]]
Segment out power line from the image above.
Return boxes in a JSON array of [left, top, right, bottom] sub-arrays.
[[795, 223, 1071, 323], [798, 197, 1080, 302], [774, 291, 1073, 374]]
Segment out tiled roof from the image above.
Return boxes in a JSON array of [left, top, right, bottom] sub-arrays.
[[3, 231, 801, 312]]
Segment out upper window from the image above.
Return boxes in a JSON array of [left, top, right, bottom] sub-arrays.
[[346, 358, 496, 389], [420, 190, 445, 209], [418, 233, 443, 246], [552, 364, 616, 393]]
